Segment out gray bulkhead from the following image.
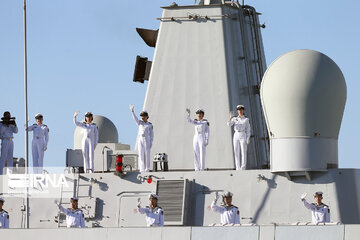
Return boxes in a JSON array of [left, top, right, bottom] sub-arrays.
[[1, 169, 360, 229], [142, 4, 269, 170]]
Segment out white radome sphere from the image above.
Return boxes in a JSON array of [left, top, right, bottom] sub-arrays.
[[261, 49, 346, 172]]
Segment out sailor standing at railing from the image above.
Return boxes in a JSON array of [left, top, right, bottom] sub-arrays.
[[0, 111, 18, 175], [211, 192, 240, 225], [227, 105, 251, 170], [55, 197, 85, 228], [27, 114, 49, 174], [0, 198, 9, 228], [130, 104, 154, 172], [301, 191, 330, 223], [186, 108, 210, 171], [73, 111, 98, 173], [137, 194, 164, 227]]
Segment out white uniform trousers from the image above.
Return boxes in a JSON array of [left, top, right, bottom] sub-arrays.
[[32, 139, 45, 174], [0, 139, 14, 175], [82, 137, 95, 173], [233, 133, 247, 170], [138, 137, 151, 172], [193, 134, 206, 171]]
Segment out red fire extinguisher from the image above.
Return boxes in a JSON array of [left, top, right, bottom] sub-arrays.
[[116, 155, 123, 173]]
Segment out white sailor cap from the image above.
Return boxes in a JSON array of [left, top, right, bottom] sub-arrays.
[[196, 109, 205, 114], [0, 197, 4, 203], [35, 113, 43, 119], [70, 197, 79, 201], [149, 193, 158, 199], [314, 191, 323, 197], [140, 111, 149, 117], [85, 112, 93, 117], [223, 191, 233, 198], [236, 105, 245, 110]]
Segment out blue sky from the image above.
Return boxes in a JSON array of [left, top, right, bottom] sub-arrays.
[[0, 0, 359, 168]]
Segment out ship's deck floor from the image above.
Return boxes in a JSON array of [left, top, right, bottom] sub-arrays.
[[1, 224, 359, 240]]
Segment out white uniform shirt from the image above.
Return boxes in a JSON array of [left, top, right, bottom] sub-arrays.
[[59, 206, 85, 228], [227, 116, 251, 139], [187, 117, 210, 140], [303, 200, 330, 223], [74, 120, 99, 144], [0, 124, 18, 140], [28, 124, 49, 144], [211, 201, 240, 224], [131, 112, 154, 143], [138, 205, 164, 227], [0, 209, 9, 228]]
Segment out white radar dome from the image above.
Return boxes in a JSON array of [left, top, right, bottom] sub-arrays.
[[74, 115, 119, 149], [261, 49, 346, 172]]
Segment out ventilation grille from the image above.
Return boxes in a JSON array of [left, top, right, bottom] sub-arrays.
[[156, 180, 187, 224]]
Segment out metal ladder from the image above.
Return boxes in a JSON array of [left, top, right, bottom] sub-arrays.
[[56, 173, 93, 228], [238, 5, 270, 168]]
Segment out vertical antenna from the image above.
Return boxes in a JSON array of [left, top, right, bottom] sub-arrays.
[[23, 0, 30, 229]]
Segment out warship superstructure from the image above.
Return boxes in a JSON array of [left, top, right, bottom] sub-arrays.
[[1, 1, 359, 239]]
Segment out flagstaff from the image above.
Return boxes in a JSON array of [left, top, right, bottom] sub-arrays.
[[23, 0, 30, 229]]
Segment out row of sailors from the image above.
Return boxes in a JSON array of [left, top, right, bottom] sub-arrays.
[[0, 112, 49, 175], [0, 191, 329, 228], [54, 194, 166, 228], [211, 191, 330, 225], [133, 104, 251, 172], [0, 111, 98, 175], [1, 103, 251, 175], [0, 111, 96, 175], [0, 195, 163, 228]]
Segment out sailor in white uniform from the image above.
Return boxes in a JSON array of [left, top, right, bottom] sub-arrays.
[[186, 108, 210, 171], [0, 198, 9, 228], [73, 111, 98, 173], [130, 104, 154, 172], [0, 111, 18, 175], [137, 193, 164, 227], [301, 191, 330, 223], [27, 114, 49, 174], [55, 197, 85, 228], [211, 191, 240, 225], [227, 105, 251, 170]]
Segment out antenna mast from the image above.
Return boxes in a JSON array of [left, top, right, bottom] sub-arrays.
[[23, 0, 30, 229]]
